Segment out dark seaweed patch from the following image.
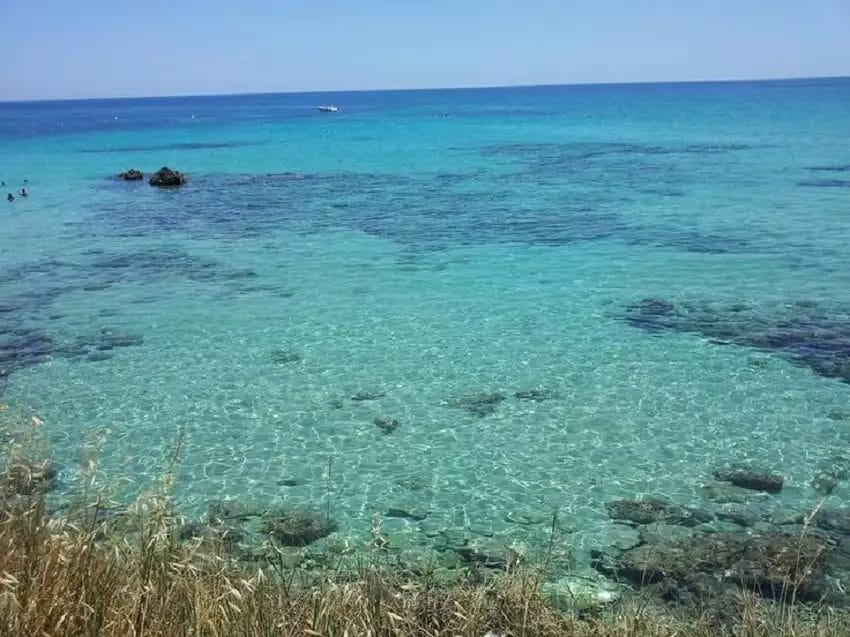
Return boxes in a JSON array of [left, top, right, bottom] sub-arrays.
[[805, 165, 850, 172], [624, 298, 850, 384], [798, 179, 850, 188]]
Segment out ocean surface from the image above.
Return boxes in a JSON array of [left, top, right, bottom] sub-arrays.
[[1, 78, 850, 572]]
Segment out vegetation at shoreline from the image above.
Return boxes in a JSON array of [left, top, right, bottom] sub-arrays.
[[0, 409, 848, 636]]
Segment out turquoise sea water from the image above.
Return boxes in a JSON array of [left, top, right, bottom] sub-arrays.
[[1, 78, 850, 571]]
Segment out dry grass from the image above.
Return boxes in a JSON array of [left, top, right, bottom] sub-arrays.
[[0, 412, 847, 636]]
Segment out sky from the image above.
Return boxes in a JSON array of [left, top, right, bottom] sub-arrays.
[[1, 0, 849, 101]]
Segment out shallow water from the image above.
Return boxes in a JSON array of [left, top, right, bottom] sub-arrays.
[[2, 79, 850, 569]]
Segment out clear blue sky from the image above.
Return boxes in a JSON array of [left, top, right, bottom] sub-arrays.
[[2, 0, 849, 101]]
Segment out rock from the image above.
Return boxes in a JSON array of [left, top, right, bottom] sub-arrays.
[[386, 504, 429, 521], [206, 500, 269, 523], [148, 166, 187, 187], [542, 575, 621, 613], [180, 521, 244, 547], [118, 169, 144, 181], [593, 530, 828, 603], [1, 459, 57, 496], [814, 508, 850, 535], [514, 389, 559, 401], [606, 498, 713, 527], [263, 507, 337, 546], [350, 391, 385, 402], [631, 298, 676, 316], [455, 537, 522, 570], [701, 483, 757, 504], [713, 465, 783, 493], [449, 392, 506, 417], [270, 349, 301, 364], [827, 409, 850, 421], [95, 329, 144, 350], [811, 455, 850, 495], [374, 415, 401, 434], [638, 522, 697, 546]]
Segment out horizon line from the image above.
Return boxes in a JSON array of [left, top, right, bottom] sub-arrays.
[[2, 73, 849, 105]]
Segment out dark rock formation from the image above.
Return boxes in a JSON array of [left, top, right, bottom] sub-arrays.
[[713, 466, 783, 493], [606, 498, 713, 527], [811, 455, 850, 495], [118, 169, 144, 181], [514, 389, 559, 401], [449, 392, 506, 417], [149, 166, 187, 187], [386, 505, 428, 521], [263, 507, 337, 546], [593, 530, 828, 603], [270, 349, 302, 364], [374, 415, 400, 434], [350, 391, 385, 402], [623, 297, 850, 384]]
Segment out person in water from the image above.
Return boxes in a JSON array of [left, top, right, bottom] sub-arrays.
[[20, 187, 27, 197], [7, 193, 14, 202]]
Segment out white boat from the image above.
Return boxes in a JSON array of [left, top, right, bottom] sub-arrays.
[[317, 105, 339, 113]]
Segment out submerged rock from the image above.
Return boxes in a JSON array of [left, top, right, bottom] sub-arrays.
[[263, 507, 337, 546], [270, 349, 302, 364], [623, 297, 850, 384], [149, 166, 187, 187], [514, 389, 559, 401], [593, 529, 828, 603], [455, 537, 523, 570], [606, 498, 713, 527], [385, 504, 429, 521], [542, 575, 621, 613], [811, 455, 850, 495], [713, 465, 783, 493], [374, 415, 400, 434], [118, 169, 144, 181], [350, 390, 385, 402], [449, 392, 506, 417]]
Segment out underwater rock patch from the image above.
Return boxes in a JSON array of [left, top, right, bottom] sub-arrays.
[[449, 392, 506, 417], [374, 415, 401, 434], [606, 498, 714, 527], [263, 507, 337, 546], [270, 349, 302, 364], [514, 389, 559, 401], [811, 455, 850, 495], [350, 390, 385, 402], [592, 529, 829, 603], [385, 504, 429, 521], [713, 465, 783, 493], [623, 297, 850, 384]]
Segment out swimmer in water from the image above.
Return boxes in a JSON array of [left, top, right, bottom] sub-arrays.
[[20, 187, 28, 197], [7, 193, 14, 202]]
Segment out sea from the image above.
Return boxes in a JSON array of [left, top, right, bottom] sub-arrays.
[[1, 78, 849, 574]]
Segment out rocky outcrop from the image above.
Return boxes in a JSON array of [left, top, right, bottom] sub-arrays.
[[449, 392, 506, 417], [148, 166, 186, 187], [606, 498, 714, 527], [593, 530, 828, 603], [263, 507, 337, 546], [118, 169, 144, 181], [713, 465, 783, 493]]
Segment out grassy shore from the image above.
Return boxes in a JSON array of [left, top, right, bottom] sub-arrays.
[[0, 414, 848, 635]]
